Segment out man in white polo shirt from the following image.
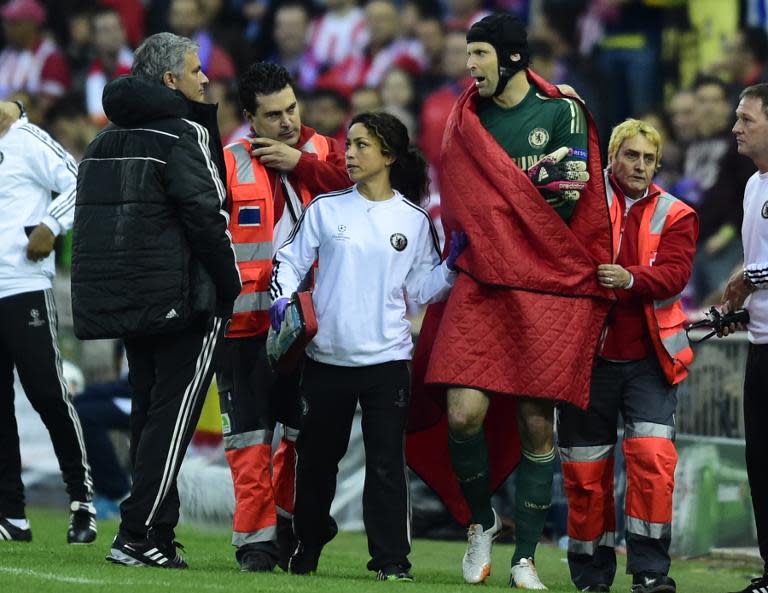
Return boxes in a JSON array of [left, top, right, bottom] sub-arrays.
[[723, 82, 768, 593]]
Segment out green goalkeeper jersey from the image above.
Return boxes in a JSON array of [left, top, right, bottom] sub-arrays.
[[477, 84, 589, 221]]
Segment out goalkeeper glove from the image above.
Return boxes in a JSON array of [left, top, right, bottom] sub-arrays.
[[527, 146, 589, 205]]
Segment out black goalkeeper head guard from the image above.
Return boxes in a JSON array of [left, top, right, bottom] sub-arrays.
[[466, 13, 530, 97]]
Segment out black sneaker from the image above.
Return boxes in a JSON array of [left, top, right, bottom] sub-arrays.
[[67, 501, 97, 544], [238, 548, 277, 572], [288, 516, 338, 575], [288, 541, 323, 574], [729, 574, 768, 593], [631, 573, 676, 593], [106, 532, 188, 569], [581, 585, 610, 592], [0, 516, 31, 542], [376, 564, 414, 582]]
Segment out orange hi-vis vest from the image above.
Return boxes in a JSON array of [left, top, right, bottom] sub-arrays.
[[224, 134, 331, 338], [606, 180, 695, 385]]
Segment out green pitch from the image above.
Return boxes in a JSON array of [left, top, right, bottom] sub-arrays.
[[0, 508, 758, 593]]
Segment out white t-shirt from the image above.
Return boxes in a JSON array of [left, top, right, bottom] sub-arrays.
[[743, 171, 768, 344], [271, 185, 455, 366], [0, 117, 77, 299]]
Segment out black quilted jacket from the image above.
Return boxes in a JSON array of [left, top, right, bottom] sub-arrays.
[[72, 76, 241, 339]]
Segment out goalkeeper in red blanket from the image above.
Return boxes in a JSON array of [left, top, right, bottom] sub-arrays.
[[406, 13, 614, 590]]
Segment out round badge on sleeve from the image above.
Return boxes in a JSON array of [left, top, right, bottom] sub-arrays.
[[390, 233, 407, 251], [762, 201, 768, 219], [0, 151, 4, 165]]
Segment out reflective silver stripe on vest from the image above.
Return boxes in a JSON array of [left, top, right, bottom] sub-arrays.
[[229, 142, 255, 183], [625, 515, 671, 539], [302, 137, 319, 154], [223, 429, 273, 450], [650, 193, 675, 234], [234, 241, 272, 262], [558, 444, 614, 463], [661, 329, 689, 356], [232, 525, 277, 547], [283, 425, 299, 441], [568, 531, 617, 555], [624, 422, 675, 440], [654, 295, 680, 310], [233, 291, 272, 313], [604, 171, 614, 208]]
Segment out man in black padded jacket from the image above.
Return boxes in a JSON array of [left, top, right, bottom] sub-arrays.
[[72, 32, 240, 569]]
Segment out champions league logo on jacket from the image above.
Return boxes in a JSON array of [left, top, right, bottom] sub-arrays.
[[390, 233, 407, 251], [762, 201, 768, 219]]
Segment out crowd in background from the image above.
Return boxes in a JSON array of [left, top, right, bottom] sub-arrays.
[[2, 0, 767, 310]]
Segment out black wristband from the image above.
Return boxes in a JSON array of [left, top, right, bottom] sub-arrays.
[[12, 99, 25, 119]]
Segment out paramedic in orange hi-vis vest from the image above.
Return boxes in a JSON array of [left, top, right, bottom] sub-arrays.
[[557, 119, 698, 593], [218, 62, 349, 573]]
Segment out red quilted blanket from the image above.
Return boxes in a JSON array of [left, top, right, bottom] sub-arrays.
[[406, 71, 615, 525]]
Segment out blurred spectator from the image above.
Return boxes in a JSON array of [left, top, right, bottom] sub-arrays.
[[316, 0, 426, 97], [380, 66, 419, 137], [207, 80, 249, 145], [718, 26, 768, 105], [268, 2, 318, 88], [418, 28, 470, 180], [85, 6, 133, 126], [99, 0, 145, 48], [415, 14, 447, 96], [591, 0, 663, 128], [662, 89, 697, 190], [46, 93, 99, 162], [667, 89, 697, 147], [303, 87, 349, 145], [73, 343, 131, 519], [168, 0, 236, 82], [63, 8, 92, 90], [350, 85, 382, 115], [306, 0, 368, 76], [538, 0, 607, 148], [444, 0, 489, 30], [684, 76, 753, 304], [0, 0, 71, 117]]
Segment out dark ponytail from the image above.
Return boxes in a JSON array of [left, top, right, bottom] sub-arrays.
[[349, 111, 430, 205]]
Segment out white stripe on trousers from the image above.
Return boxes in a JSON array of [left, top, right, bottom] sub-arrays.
[[43, 289, 93, 496], [145, 317, 222, 527]]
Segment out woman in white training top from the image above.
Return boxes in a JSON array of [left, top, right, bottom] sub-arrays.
[[269, 111, 466, 582]]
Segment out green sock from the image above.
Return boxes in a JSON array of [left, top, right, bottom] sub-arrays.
[[448, 430, 494, 530], [511, 448, 555, 565]]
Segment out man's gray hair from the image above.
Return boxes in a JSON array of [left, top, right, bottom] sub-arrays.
[[132, 32, 199, 83]]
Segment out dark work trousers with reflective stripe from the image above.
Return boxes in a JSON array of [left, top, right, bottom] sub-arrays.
[[294, 358, 412, 572], [744, 343, 768, 571], [120, 316, 225, 544], [557, 357, 677, 588], [0, 289, 93, 517], [216, 334, 301, 559]]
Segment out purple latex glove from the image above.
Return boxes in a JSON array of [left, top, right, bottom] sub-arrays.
[[445, 230, 468, 271], [269, 296, 290, 331]]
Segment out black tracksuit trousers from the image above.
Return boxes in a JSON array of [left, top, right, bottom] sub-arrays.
[[120, 316, 225, 543], [0, 289, 92, 517], [293, 358, 412, 572], [745, 343, 768, 571]]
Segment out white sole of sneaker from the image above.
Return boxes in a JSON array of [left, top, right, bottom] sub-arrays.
[[106, 549, 147, 567], [464, 564, 491, 585]]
